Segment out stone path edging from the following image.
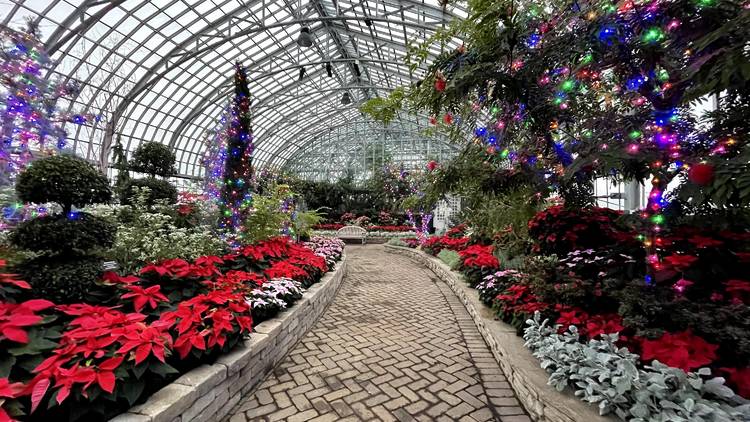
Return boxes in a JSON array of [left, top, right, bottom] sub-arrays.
[[384, 245, 615, 422], [109, 253, 348, 422]]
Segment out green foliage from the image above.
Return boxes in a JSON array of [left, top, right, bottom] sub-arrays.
[[386, 237, 408, 247], [112, 136, 130, 195], [15, 255, 108, 304], [293, 209, 324, 240], [437, 249, 461, 270], [9, 213, 114, 255], [523, 314, 750, 421], [360, 88, 406, 124], [120, 178, 178, 206], [15, 155, 112, 213], [96, 191, 226, 273], [242, 185, 293, 244], [129, 142, 176, 177]]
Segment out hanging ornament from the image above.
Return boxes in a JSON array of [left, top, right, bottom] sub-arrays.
[[426, 160, 439, 171], [688, 163, 715, 186], [434, 71, 446, 92], [443, 113, 453, 125]]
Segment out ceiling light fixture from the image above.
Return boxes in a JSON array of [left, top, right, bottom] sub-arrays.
[[341, 92, 351, 105], [325, 62, 333, 77], [297, 27, 313, 47]]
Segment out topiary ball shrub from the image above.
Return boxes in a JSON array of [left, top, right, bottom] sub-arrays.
[[16, 154, 112, 213], [9, 213, 115, 254], [15, 255, 106, 304], [120, 177, 178, 206], [130, 142, 176, 177]]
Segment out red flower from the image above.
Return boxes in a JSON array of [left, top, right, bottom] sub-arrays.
[[459, 245, 500, 268], [0, 270, 30, 290], [555, 306, 589, 331], [116, 324, 172, 365], [121, 285, 168, 312], [264, 261, 308, 280], [427, 160, 439, 171], [639, 330, 718, 371], [662, 254, 699, 271], [585, 314, 624, 339], [687, 235, 723, 248], [0, 378, 25, 399], [719, 367, 750, 398], [725, 279, 750, 304], [0, 299, 54, 344], [195, 255, 224, 266], [101, 271, 140, 285], [434, 76, 446, 92]]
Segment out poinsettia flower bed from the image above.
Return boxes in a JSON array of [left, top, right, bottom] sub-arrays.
[[417, 212, 750, 403], [0, 236, 342, 422]]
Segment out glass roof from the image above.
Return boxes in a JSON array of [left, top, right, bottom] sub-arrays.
[[1, 0, 465, 181]]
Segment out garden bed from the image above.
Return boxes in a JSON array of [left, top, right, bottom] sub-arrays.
[[110, 253, 347, 422], [385, 244, 617, 422]]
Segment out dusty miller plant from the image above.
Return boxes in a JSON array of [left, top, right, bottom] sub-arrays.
[[523, 313, 750, 422]]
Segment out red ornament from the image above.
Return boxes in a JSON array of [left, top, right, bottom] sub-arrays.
[[427, 160, 438, 171], [688, 163, 715, 186], [434, 77, 446, 92], [428, 116, 437, 125], [443, 113, 453, 125]]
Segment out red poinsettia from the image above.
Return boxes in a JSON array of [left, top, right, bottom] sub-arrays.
[[101, 271, 140, 285], [459, 245, 500, 268], [585, 314, 625, 339], [662, 254, 699, 271], [555, 306, 589, 331], [121, 285, 169, 312], [725, 279, 750, 304], [0, 299, 55, 344], [639, 330, 718, 371], [116, 324, 172, 365], [719, 367, 750, 398], [264, 261, 308, 280]]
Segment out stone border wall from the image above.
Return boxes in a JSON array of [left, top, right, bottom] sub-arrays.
[[384, 245, 615, 422], [110, 254, 348, 422]]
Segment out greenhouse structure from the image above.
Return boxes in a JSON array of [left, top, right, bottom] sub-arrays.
[[0, 0, 748, 421]]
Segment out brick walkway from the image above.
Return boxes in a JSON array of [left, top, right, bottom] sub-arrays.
[[224, 245, 530, 422]]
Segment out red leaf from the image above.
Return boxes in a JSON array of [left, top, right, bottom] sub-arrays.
[[30, 378, 50, 413], [99, 356, 124, 371], [97, 372, 116, 394], [134, 344, 151, 365], [55, 385, 70, 405], [2, 327, 29, 344], [21, 299, 55, 312]]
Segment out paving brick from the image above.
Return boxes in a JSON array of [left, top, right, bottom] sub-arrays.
[[221, 246, 528, 422]]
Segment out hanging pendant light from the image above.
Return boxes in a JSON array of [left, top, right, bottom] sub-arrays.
[[341, 92, 351, 105], [325, 62, 333, 77], [297, 27, 313, 47]]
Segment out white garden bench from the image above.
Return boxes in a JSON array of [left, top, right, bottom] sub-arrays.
[[336, 225, 368, 245]]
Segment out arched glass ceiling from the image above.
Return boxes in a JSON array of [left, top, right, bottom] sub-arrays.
[[1, 0, 465, 181], [283, 116, 459, 181]]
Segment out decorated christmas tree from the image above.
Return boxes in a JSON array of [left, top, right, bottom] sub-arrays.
[[219, 62, 254, 232], [0, 21, 90, 186], [403, 0, 749, 278]]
